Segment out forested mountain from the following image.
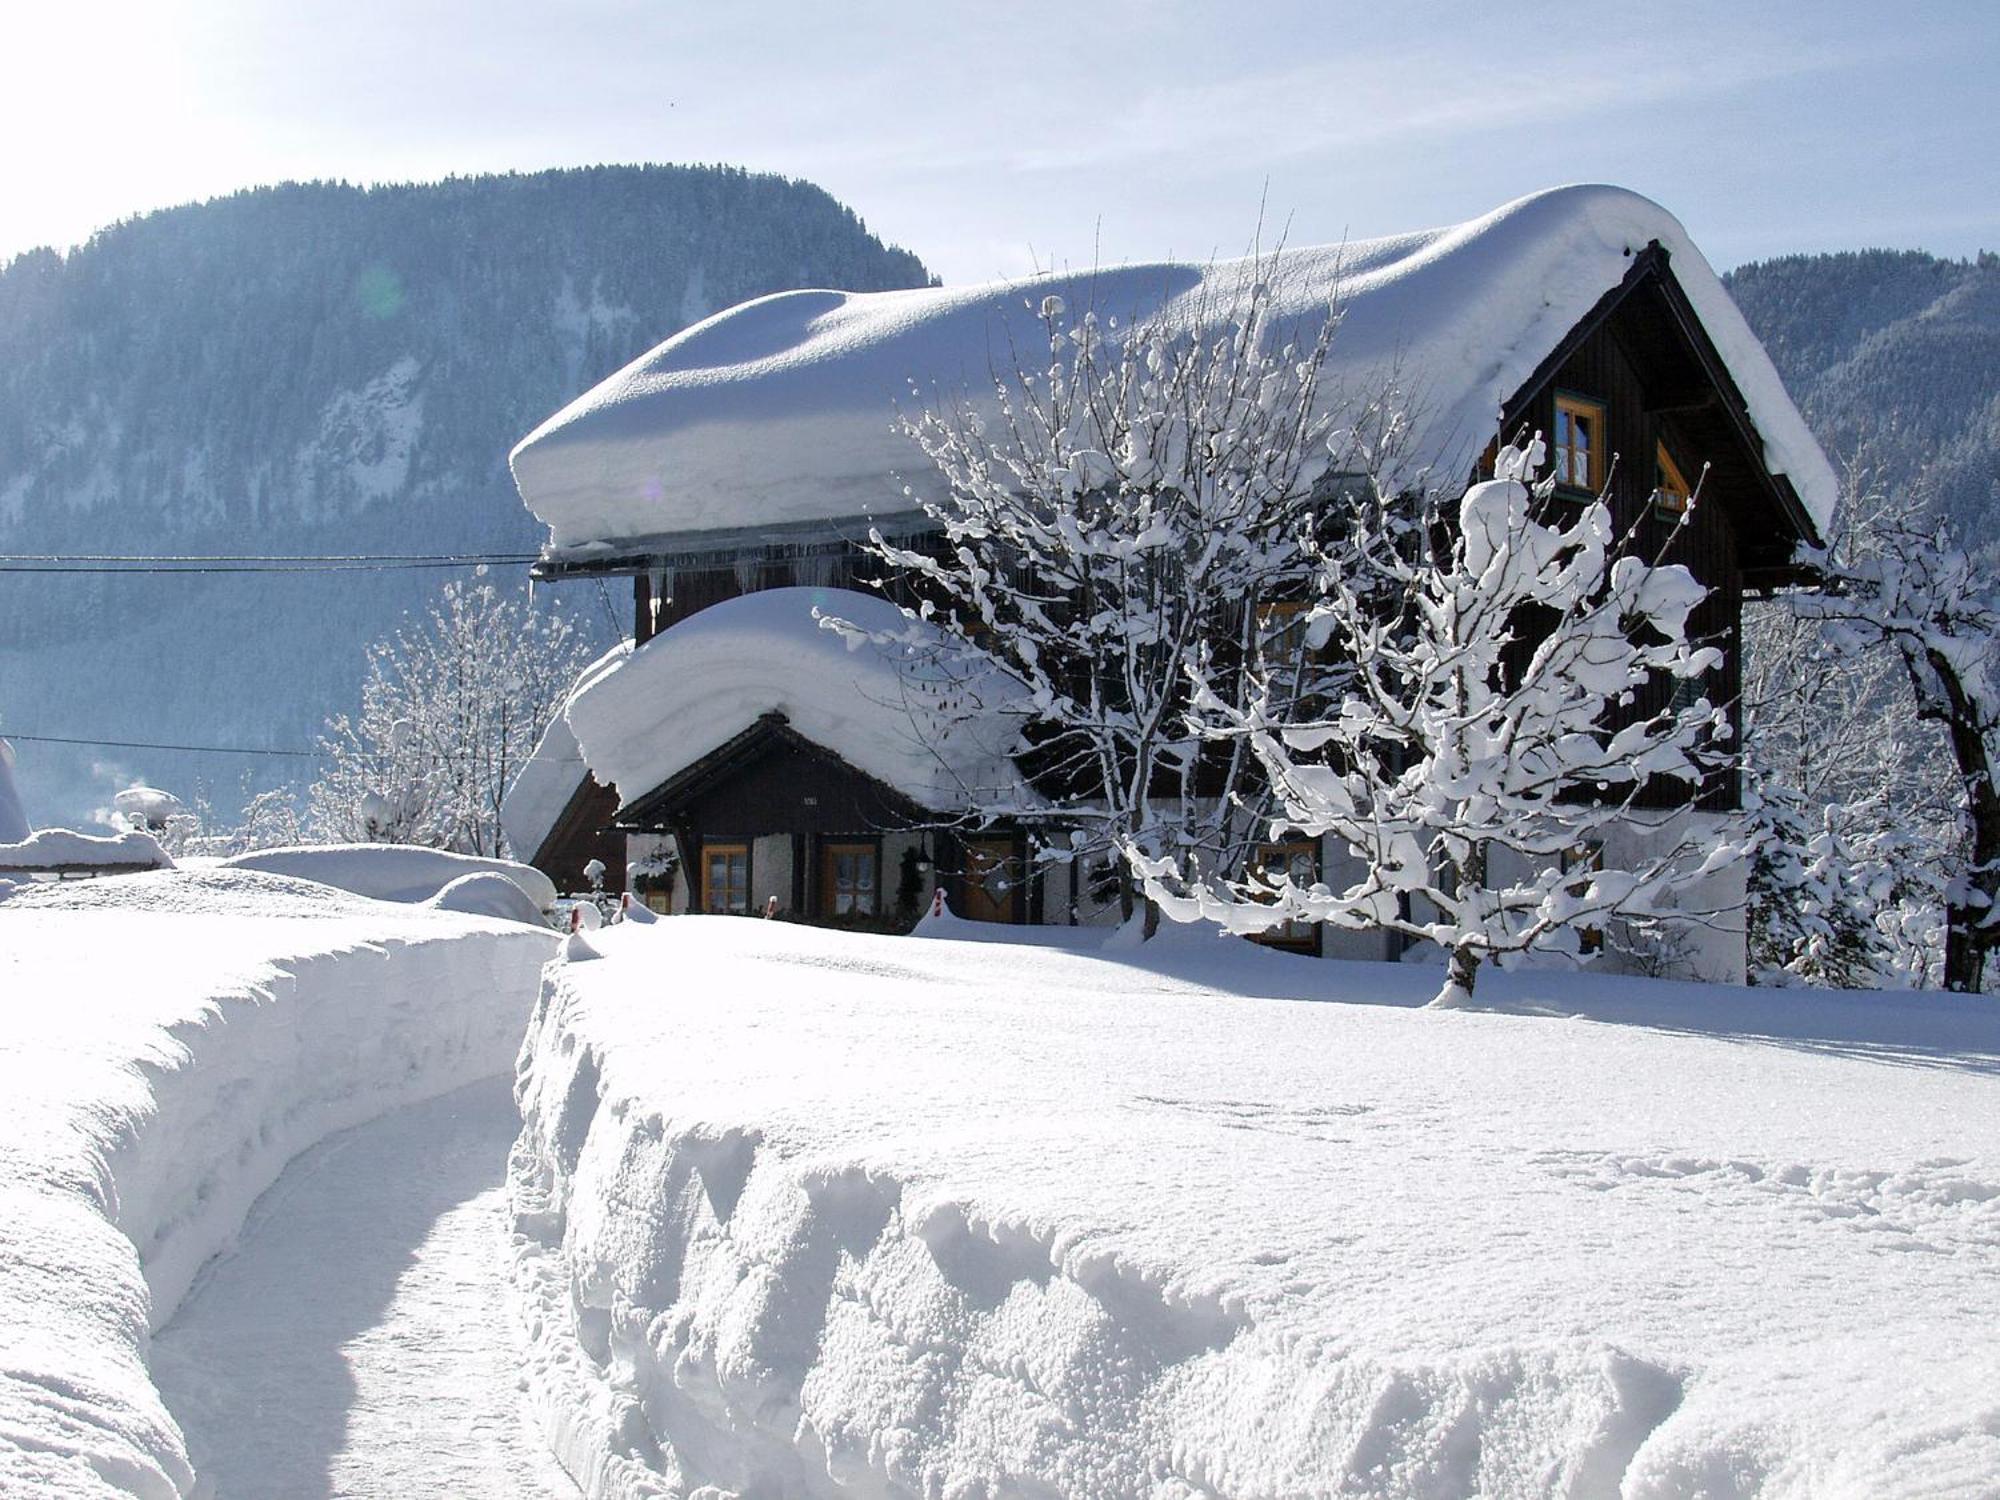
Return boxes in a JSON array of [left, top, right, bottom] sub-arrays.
[[0, 166, 933, 823], [1724, 249, 1999, 530]]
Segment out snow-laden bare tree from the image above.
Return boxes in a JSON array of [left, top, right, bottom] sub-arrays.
[[310, 579, 591, 857], [853, 274, 1401, 914], [1795, 506, 2000, 992], [1742, 481, 1956, 988], [1138, 438, 1749, 1007]]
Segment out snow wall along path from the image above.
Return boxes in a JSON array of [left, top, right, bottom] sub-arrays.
[[511, 918, 2000, 1500], [0, 869, 555, 1499]]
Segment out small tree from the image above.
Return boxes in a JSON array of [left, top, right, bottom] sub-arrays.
[[1742, 460, 1959, 987], [1139, 438, 1749, 1007], [855, 272, 1398, 912], [310, 579, 591, 857], [1797, 509, 2000, 991]]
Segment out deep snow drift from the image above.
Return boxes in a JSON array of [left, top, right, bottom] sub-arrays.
[[512, 917, 2000, 1499], [0, 868, 554, 1499], [511, 185, 1838, 555]]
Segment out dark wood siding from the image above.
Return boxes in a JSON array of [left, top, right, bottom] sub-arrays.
[[1500, 294, 1749, 807]]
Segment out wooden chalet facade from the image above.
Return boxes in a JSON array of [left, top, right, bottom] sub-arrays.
[[506, 190, 1832, 975]]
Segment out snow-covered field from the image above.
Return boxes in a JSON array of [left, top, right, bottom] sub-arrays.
[[0, 869, 554, 1498], [514, 917, 2000, 1499]]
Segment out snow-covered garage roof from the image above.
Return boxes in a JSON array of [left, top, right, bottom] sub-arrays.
[[511, 184, 1838, 559], [562, 587, 1036, 816]]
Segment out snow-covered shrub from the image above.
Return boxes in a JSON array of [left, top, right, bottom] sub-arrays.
[[1744, 773, 1918, 988], [1795, 502, 2000, 991], [1141, 438, 1748, 1006]]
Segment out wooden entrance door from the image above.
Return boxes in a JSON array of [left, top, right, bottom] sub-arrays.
[[960, 838, 1019, 923]]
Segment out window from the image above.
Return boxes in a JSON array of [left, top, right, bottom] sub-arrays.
[[1255, 599, 1314, 667], [1552, 394, 1607, 493], [701, 842, 750, 914], [1652, 441, 1692, 519], [1561, 842, 1604, 956], [1248, 840, 1319, 951], [820, 840, 880, 918]]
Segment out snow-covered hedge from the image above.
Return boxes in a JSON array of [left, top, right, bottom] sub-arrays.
[[512, 918, 2000, 1499], [0, 868, 554, 1499]]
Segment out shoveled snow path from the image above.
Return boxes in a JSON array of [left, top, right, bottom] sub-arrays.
[[150, 1077, 577, 1500]]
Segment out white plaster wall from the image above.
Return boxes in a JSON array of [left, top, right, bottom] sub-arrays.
[[753, 834, 793, 917]]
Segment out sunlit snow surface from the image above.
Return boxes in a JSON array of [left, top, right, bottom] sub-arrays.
[[515, 918, 2000, 1499], [511, 184, 1839, 555], [150, 1079, 578, 1499], [0, 869, 554, 1498]]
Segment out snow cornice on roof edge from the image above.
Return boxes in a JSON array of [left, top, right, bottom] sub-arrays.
[[511, 185, 1839, 557]]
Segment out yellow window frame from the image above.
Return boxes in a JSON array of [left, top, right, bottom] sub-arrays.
[[1653, 441, 1692, 519], [1553, 393, 1607, 494]]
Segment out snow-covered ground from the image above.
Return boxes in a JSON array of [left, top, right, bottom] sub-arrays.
[[0, 868, 554, 1498], [150, 1078, 577, 1499], [514, 916, 2000, 1499]]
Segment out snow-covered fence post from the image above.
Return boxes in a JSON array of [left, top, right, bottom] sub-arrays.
[[1796, 513, 2000, 992], [1139, 437, 1751, 1007]]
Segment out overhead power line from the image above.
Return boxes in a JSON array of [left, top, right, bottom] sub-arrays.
[[0, 551, 541, 576], [2, 731, 318, 758]]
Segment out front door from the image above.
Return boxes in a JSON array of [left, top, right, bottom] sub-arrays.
[[960, 837, 1020, 923]]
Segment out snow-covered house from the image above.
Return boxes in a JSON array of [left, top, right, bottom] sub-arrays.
[[504, 185, 1836, 966]]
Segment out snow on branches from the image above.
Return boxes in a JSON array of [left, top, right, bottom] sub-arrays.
[[311, 580, 592, 858], [1796, 513, 2000, 991], [854, 271, 1400, 909], [1140, 438, 1749, 1007]]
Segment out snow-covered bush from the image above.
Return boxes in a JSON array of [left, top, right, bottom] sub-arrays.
[[854, 270, 1399, 913], [1744, 773, 1919, 988], [309, 580, 591, 858], [1140, 438, 1748, 1006], [1796, 508, 2000, 991]]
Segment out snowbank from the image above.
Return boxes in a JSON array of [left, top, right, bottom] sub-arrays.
[[0, 867, 555, 1498], [564, 586, 1033, 815], [221, 842, 558, 910], [512, 918, 2000, 1499], [0, 826, 171, 871], [429, 870, 555, 926], [512, 185, 1837, 555]]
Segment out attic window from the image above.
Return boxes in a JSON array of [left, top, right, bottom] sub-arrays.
[[1653, 441, 1692, 519], [1553, 394, 1607, 493]]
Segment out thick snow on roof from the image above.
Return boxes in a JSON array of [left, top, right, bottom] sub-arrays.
[[0, 826, 170, 871], [513, 185, 1838, 556], [501, 641, 629, 863], [515, 917, 2000, 1497], [564, 586, 1033, 815]]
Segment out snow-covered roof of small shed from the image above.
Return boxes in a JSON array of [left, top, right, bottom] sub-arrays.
[[512, 184, 1837, 556], [563, 587, 1036, 816]]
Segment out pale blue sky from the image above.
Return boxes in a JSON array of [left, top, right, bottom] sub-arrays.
[[3, 0, 1994, 283]]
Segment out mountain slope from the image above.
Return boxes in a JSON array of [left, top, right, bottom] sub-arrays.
[[1724, 249, 1999, 529], [0, 166, 934, 823]]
